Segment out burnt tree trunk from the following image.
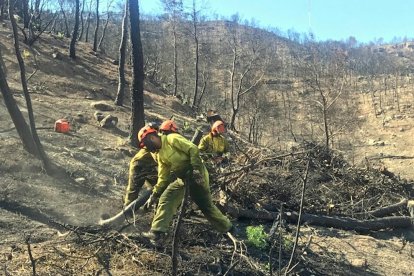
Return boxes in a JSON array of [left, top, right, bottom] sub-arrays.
[[128, 0, 145, 146], [222, 204, 413, 233], [0, 0, 5, 20], [172, 27, 178, 96], [59, 3, 70, 38], [92, 0, 99, 52], [21, 0, 29, 28], [97, 11, 110, 50], [8, 1, 52, 172], [78, 0, 85, 40], [0, 50, 38, 155], [69, 0, 80, 59], [190, 2, 199, 109], [84, 8, 91, 42], [114, 0, 128, 106]]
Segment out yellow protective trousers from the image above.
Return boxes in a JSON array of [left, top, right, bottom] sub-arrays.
[[150, 167, 232, 233]]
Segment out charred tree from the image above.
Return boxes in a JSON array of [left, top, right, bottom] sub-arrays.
[[161, 0, 182, 97], [0, 49, 38, 155], [128, 0, 145, 145], [21, 0, 29, 28], [190, 0, 199, 109], [58, 0, 70, 37], [98, 1, 113, 51], [114, 0, 128, 106], [69, 0, 80, 59], [78, 0, 86, 40], [92, 0, 100, 52], [0, 0, 5, 20], [7, 0, 52, 172], [84, 0, 92, 42]]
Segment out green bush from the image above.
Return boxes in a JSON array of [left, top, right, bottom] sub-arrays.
[[246, 225, 268, 249]]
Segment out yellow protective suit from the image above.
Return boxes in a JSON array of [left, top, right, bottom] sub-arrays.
[[124, 148, 158, 206], [150, 133, 232, 233], [198, 133, 229, 155]]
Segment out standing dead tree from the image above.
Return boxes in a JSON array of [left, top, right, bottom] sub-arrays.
[[128, 0, 145, 145], [161, 0, 183, 97], [9, 1, 52, 171], [57, 0, 70, 37], [0, 0, 5, 20], [84, 0, 93, 42], [97, 0, 114, 51], [0, 49, 38, 155], [114, 0, 128, 106], [225, 23, 266, 131], [189, 0, 200, 110], [69, 0, 80, 58], [78, 0, 86, 40], [92, 0, 100, 52], [3, 0, 52, 172], [295, 41, 351, 149]]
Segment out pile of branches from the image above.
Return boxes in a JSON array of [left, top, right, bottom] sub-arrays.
[[215, 141, 414, 231]]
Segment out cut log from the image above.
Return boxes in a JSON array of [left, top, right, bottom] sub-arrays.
[[354, 198, 408, 218], [408, 200, 414, 218], [221, 203, 413, 233], [99, 189, 151, 227], [286, 212, 412, 233]]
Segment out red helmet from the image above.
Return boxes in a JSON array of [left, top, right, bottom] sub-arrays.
[[138, 125, 157, 148], [211, 120, 226, 134], [159, 120, 178, 133]]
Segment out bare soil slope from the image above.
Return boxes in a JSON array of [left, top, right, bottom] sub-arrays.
[[1, 24, 413, 275]]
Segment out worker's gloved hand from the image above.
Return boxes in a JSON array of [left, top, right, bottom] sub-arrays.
[[184, 167, 203, 184], [143, 193, 158, 210]]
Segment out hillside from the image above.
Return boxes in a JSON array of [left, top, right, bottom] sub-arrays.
[[1, 23, 414, 275]]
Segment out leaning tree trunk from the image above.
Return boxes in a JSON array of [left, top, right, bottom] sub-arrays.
[[114, 0, 128, 106], [69, 0, 80, 59], [128, 0, 145, 146], [8, 1, 52, 172], [92, 0, 99, 52], [0, 50, 38, 155], [97, 11, 110, 50]]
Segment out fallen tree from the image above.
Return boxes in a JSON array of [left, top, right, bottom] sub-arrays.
[[221, 201, 413, 233], [353, 198, 408, 218]]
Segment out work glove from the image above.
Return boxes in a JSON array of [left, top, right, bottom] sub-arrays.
[[185, 167, 203, 184], [143, 193, 158, 210]]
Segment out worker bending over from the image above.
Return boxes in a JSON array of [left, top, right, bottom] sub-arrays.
[[138, 122, 232, 243]]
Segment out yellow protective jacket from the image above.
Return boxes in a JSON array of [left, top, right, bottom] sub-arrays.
[[153, 133, 205, 196], [130, 148, 158, 166], [124, 148, 158, 205], [198, 133, 229, 155]]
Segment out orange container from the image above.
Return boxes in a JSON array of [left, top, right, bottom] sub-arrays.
[[54, 119, 70, 133]]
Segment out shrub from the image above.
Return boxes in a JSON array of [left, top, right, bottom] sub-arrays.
[[246, 225, 268, 249]]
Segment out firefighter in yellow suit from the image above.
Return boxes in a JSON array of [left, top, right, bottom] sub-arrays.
[[123, 120, 179, 206], [138, 123, 232, 243], [199, 120, 229, 155], [123, 148, 158, 206]]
